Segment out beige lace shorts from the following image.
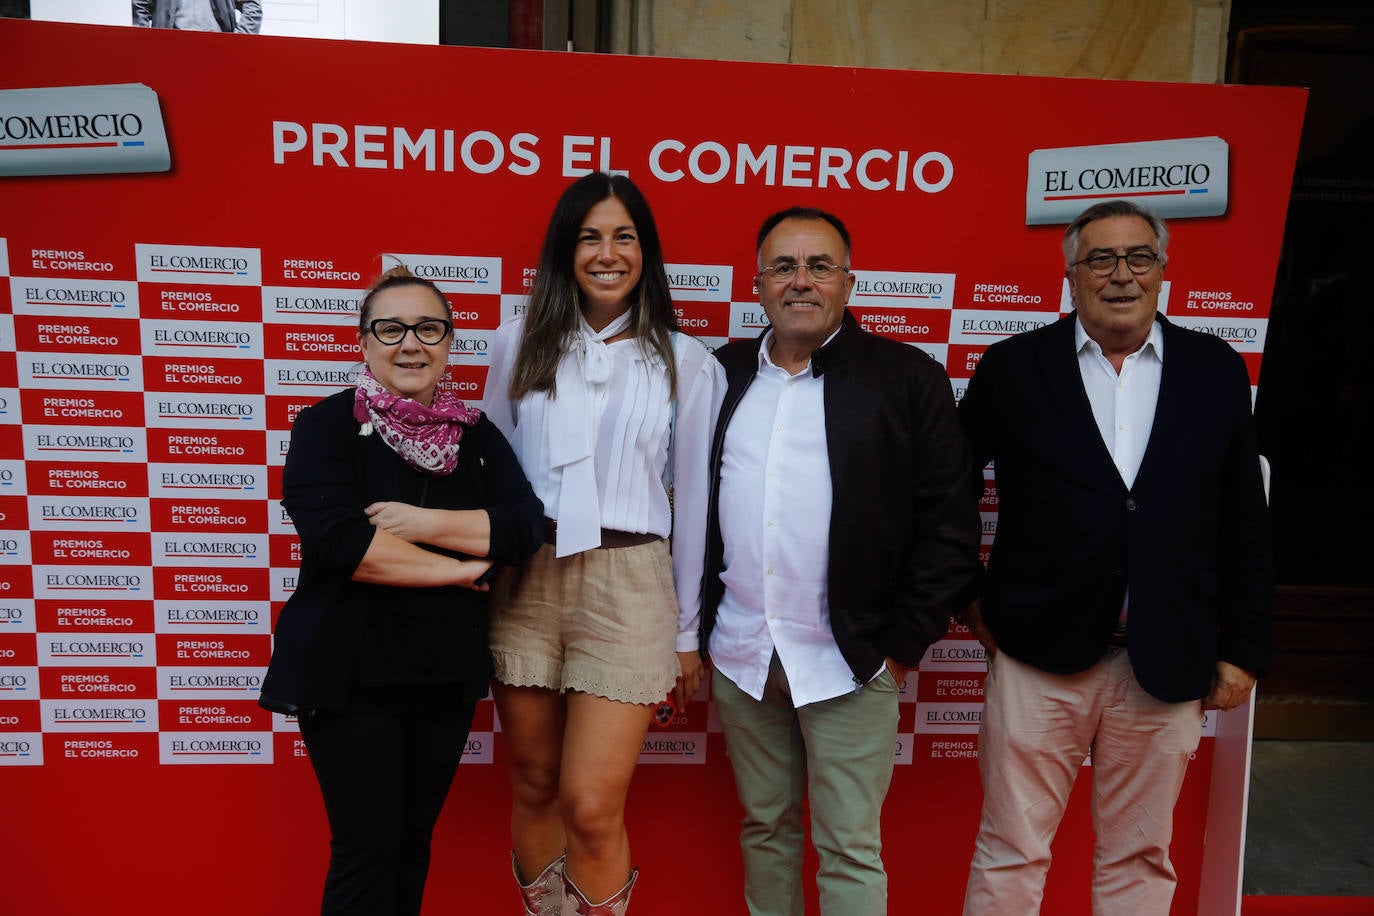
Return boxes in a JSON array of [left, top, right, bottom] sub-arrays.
[[489, 538, 680, 705]]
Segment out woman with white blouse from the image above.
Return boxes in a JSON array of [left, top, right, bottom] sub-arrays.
[[483, 172, 723, 916]]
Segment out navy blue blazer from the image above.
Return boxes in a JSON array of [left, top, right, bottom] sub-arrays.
[[959, 313, 1273, 703]]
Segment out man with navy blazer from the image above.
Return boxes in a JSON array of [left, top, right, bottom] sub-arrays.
[[959, 200, 1273, 915]]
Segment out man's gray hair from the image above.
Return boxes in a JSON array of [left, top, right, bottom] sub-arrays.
[[1062, 200, 1169, 271]]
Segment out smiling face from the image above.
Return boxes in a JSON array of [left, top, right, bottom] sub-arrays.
[[573, 196, 643, 327], [357, 284, 452, 405], [757, 217, 856, 365], [1067, 214, 1164, 357]]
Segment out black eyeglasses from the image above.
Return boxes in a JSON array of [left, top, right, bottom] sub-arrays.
[[366, 318, 452, 345], [758, 261, 851, 283], [1072, 250, 1161, 277]]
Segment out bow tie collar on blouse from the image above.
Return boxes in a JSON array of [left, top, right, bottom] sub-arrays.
[[547, 309, 636, 556]]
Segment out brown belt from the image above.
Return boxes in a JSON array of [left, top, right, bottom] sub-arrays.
[[543, 518, 660, 549]]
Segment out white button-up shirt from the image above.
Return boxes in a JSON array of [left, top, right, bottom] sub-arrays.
[[1075, 316, 1163, 490], [709, 331, 863, 707], [1075, 315, 1163, 624]]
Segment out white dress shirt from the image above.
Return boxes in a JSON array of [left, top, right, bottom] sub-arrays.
[[1075, 315, 1163, 624], [1074, 316, 1163, 490], [484, 314, 724, 651], [709, 330, 866, 707]]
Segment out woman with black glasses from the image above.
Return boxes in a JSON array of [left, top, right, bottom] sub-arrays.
[[260, 265, 543, 916]]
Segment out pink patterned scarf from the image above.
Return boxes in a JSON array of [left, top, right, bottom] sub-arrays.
[[352, 367, 481, 475]]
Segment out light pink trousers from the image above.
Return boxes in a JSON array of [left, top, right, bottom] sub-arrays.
[[962, 648, 1203, 916]]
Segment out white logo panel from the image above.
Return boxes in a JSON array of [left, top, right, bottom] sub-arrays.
[[1027, 137, 1229, 224], [136, 244, 262, 286], [144, 392, 266, 430], [262, 285, 364, 324], [0, 84, 171, 176], [665, 263, 733, 302], [852, 270, 955, 309], [383, 253, 500, 294]]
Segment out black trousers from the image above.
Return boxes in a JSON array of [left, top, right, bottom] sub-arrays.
[[298, 684, 478, 916]]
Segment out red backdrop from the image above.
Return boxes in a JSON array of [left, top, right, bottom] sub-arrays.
[[0, 19, 1303, 914]]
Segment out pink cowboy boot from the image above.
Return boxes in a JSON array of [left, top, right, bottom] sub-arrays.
[[513, 851, 565, 916]]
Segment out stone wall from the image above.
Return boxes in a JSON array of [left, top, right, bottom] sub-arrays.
[[612, 0, 1230, 83]]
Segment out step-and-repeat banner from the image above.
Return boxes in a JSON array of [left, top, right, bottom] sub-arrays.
[[0, 19, 1303, 914]]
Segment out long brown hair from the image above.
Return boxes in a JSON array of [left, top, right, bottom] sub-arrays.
[[509, 173, 679, 400]]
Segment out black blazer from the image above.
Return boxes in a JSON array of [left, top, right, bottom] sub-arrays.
[[261, 390, 543, 713], [959, 314, 1273, 703], [702, 311, 981, 681]]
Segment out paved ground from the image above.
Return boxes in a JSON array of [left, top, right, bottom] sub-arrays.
[[1244, 740, 1374, 896]]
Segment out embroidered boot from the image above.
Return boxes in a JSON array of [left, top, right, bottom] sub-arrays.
[[513, 851, 565, 916], [561, 867, 638, 916]]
